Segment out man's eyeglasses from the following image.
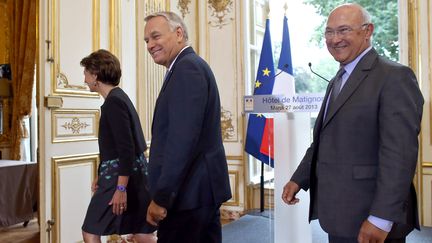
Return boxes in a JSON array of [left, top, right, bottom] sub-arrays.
[[324, 23, 369, 39]]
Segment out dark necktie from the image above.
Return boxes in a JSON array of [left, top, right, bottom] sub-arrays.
[[324, 67, 345, 119], [330, 67, 345, 103]]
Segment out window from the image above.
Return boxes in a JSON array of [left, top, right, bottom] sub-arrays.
[[245, 0, 399, 184], [246, 0, 274, 185]]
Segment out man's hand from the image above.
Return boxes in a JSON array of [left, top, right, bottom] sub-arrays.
[[146, 200, 167, 226], [358, 220, 389, 243], [282, 181, 300, 205]]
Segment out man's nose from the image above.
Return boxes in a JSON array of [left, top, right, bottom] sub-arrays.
[[328, 35, 343, 44], [146, 40, 155, 50]]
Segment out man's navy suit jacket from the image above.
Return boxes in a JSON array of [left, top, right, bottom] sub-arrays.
[[148, 47, 232, 211]]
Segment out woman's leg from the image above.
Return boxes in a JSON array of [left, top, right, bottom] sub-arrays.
[[82, 230, 101, 243]]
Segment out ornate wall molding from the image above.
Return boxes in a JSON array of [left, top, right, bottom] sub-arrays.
[[224, 170, 239, 206], [221, 107, 235, 141], [56, 72, 88, 90], [136, 0, 169, 141], [207, 0, 233, 28], [177, 0, 191, 18], [51, 153, 99, 243], [50, 0, 100, 97], [406, 0, 432, 227], [109, 0, 121, 59], [61, 117, 90, 134], [51, 109, 99, 143]]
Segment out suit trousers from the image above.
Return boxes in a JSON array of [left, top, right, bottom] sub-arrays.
[[156, 204, 222, 243], [329, 235, 405, 243]]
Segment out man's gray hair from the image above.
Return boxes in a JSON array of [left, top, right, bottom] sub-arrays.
[[145, 11, 189, 43]]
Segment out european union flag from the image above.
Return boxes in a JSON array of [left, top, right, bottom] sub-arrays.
[[245, 19, 275, 167]]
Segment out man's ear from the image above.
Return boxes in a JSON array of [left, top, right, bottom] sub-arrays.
[[176, 26, 184, 42], [365, 23, 374, 39]]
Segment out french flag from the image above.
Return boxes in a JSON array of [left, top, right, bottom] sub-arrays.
[[244, 19, 275, 167], [274, 16, 296, 101], [245, 16, 295, 168]]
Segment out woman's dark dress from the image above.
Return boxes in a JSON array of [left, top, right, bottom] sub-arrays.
[[82, 87, 155, 235]]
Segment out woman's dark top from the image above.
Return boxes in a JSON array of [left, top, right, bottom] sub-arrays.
[[82, 87, 155, 235]]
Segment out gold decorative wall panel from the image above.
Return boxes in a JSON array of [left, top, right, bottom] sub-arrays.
[[206, 0, 241, 144], [202, 0, 244, 216], [408, 0, 432, 227], [50, 0, 100, 97], [51, 154, 99, 243], [428, 0, 432, 147], [109, 0, 121, 59], [247, 184, 274, 209], [51, 109, 99, 143], [136, 0, 169, 141], [208, 0, 233, 28], [225, 170, 239, 206], [422, 167, 432, 226], [177, 0, 191, 18], [421, 0, 432, 227], [221, 107, 235, 141], [174, 0, 199, 59]]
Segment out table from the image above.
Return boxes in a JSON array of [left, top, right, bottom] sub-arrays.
[[0, 160, 37, 227]]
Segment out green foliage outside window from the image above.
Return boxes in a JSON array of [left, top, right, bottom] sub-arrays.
[[304, 0, 398, 60], [293, 0, 398, 93]]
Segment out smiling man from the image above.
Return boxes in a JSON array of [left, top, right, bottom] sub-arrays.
[[143, 11, 232, 243], [282, 3, 424, 243]]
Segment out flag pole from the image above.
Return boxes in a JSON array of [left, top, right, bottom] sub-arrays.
[[244, 15, 274, 215], [260, 161, 264, 212], [259, 6, 271, 214]]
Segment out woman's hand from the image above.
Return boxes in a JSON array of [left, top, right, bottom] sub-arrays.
[[109, 189, 127, 215], [91, 176, 99, 193]]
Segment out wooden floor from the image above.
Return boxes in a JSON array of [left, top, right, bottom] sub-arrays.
[[0, 218, 231, 243], [0, 219, 39, 243]]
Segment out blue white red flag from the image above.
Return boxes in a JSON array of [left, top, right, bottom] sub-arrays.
[[274, 15, 296, 97], [245, 19, 275, 167], [245, 16, 296, 168]]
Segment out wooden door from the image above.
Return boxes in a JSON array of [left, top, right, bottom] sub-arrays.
[[38, 0, 103, 242]]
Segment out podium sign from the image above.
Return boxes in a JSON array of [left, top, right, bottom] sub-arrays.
[[244, 93, 324, 113]]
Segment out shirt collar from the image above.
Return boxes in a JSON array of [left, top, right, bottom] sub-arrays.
[[343, 46, 372, 75], [168, 45, 190, 71]]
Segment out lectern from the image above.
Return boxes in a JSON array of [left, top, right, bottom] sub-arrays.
[[245, 93, 325, 243]]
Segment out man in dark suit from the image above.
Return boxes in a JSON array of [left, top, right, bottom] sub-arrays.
[[282, 3, 424, 243], [143, 11, 232, 243]]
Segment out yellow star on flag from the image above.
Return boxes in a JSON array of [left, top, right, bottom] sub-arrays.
[[262, 68, 271, 76], [256, 114, 263, 118], [255, 80, 262, 88]]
